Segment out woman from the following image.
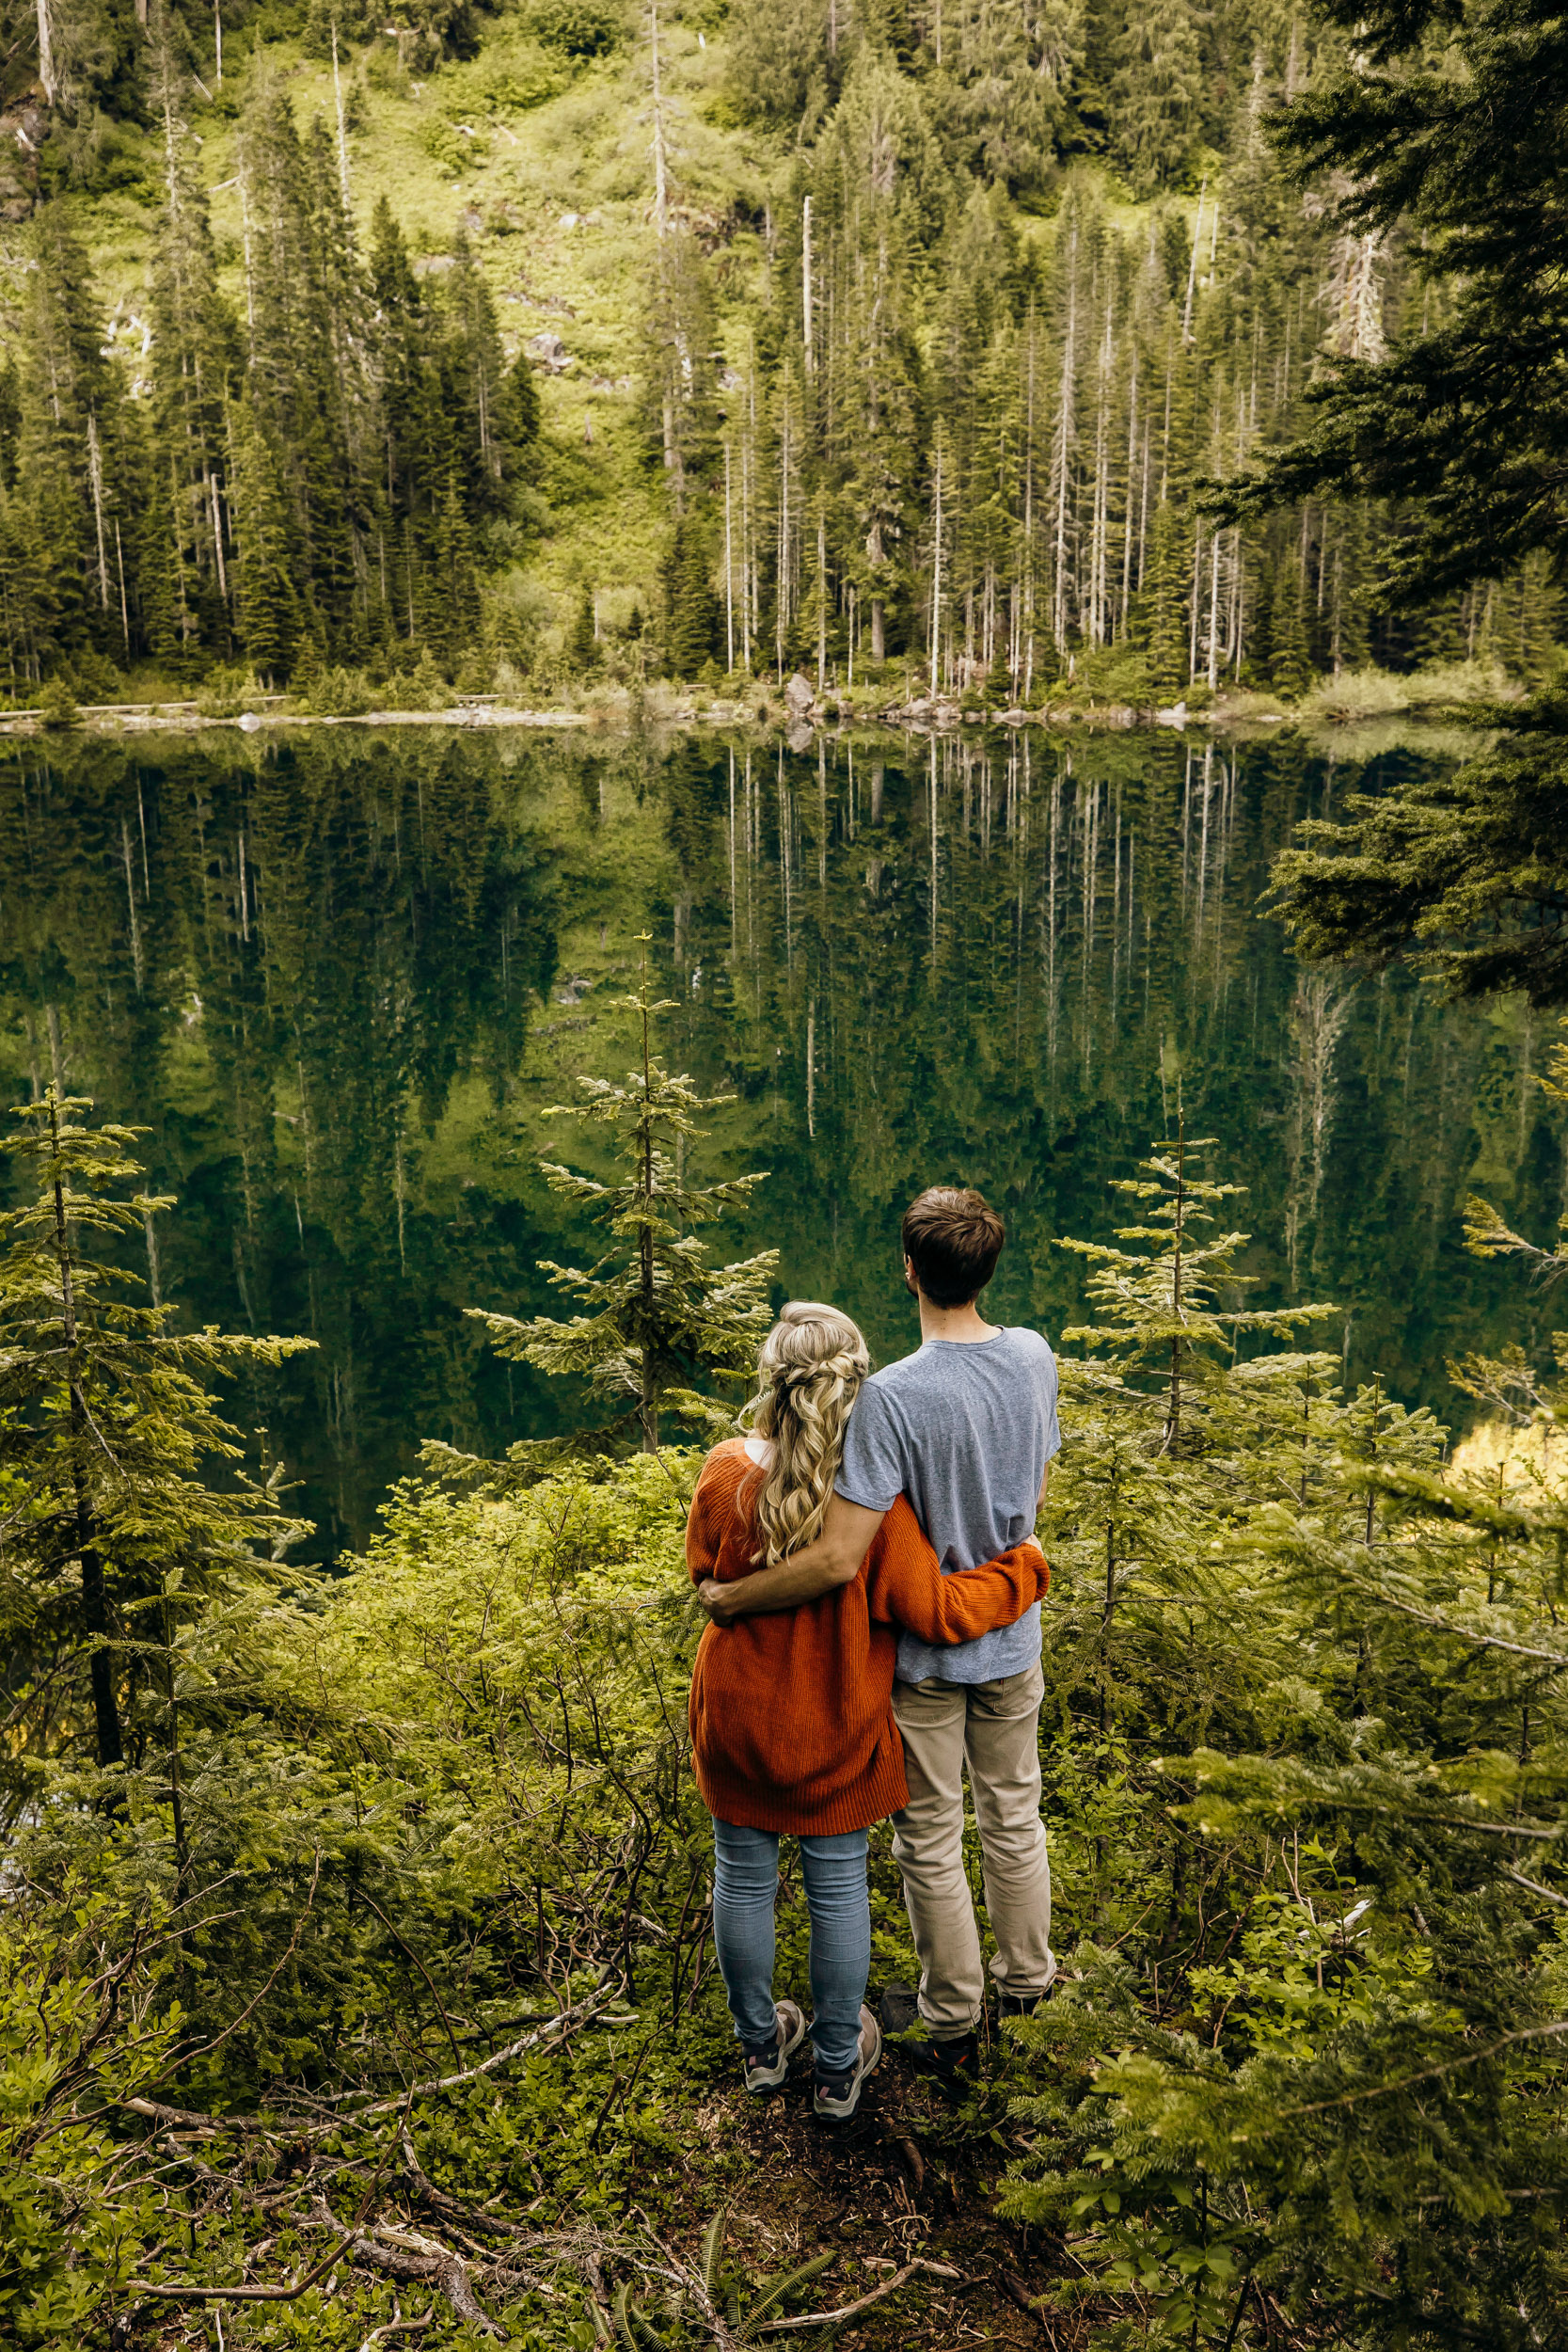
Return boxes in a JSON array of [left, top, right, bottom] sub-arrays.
[[687, 1300, 1049, 2121]]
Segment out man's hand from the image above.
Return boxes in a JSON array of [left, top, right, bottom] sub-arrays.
[[696, 1577, 742, 1624]]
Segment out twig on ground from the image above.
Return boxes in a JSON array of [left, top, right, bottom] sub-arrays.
[[751, 2257, 963, 2333], [341, 1984, 620, 2118], [121, 1982, 618, 2140], [356, 2299, 436, 2350], [999, 2270, 1057, 2343], [308, 2205, 505, 2339]]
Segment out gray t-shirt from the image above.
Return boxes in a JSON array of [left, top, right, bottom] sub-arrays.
[[835, 1326, 1061, 1686]]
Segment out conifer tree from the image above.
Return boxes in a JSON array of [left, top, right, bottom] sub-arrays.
[[1108, 0, 1199, 197], [230, 397, 301, 683], [1058, 1111, 1337, 1453], [461, 945, 776, 1458], [9, 202, 125, 672], [935, 0, 1085, 188], [240, 80, 365, 658], [1227, 0, 1568, 608], [664, 516, 717, 678], [565, 581, 598, 673], [0, 1093, 311, 1776], [444, 232, 523, 525], [1144, 498, 1191, 699], [144, 2, 238, 667], [1208, 0, 1568, 988], [1269, 548, 1313, 696], [1268, 688, 1568, 1004], [723, 0, 842, 125], [1461, 1020, 1568, 1284]]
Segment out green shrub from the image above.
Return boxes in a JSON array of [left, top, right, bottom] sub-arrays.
[[300, 664, 377, 717], [461, 42, 568, 109], [35, 680, 79, 731], [421, 115, 488, 172], [196, 661, 258, 719], [526, 0, 625, 57], [0, 1893, 180, 2345], [63, 649, 124, 704], [384, 648, 451, 710]]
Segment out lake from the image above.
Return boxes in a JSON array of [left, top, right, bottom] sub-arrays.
[[8, 723, 1563, 1561]]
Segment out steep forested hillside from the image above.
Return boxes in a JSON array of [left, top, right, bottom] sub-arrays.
[[0, 0, 1560, 702]]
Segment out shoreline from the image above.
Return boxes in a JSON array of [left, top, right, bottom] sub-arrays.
[[0, 689, 1493, 748]]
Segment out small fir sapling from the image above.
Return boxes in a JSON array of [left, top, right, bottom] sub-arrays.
[[449, 938, 776, 1471], [0, 1092, 312, 1793]]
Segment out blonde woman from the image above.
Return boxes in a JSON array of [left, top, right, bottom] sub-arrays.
[[686, 1301, 1048, 2121]]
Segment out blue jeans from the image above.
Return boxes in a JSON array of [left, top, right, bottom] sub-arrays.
[[710, 1820, 869, 2075]]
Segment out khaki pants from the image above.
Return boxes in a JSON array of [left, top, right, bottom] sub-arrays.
[[891, 1661, 1054, 2037]]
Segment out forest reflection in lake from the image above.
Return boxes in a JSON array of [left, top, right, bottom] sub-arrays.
[[6, 723, 1563, 1560]]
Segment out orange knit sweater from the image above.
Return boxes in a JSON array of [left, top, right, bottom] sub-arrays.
[[686, 1438, 1050, 1836]]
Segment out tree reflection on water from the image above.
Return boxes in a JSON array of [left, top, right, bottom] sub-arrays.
[[2, 724, 1560, 1560]]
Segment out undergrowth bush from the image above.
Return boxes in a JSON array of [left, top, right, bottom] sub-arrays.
[[383, 648, 453, 710], [297, 663, 378, 717]]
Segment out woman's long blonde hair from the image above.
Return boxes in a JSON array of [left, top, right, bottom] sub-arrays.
[[741, 1301, 870, 1565]]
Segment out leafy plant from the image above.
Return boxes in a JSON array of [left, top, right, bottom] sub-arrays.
[[299, 662, 377, 717], [527, 0, 625, 56]]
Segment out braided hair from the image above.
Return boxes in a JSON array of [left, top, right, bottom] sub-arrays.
[[740, 1301, 871, 1566]]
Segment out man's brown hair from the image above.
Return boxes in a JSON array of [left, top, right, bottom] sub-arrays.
[[901, 1186, 1006, 1309]]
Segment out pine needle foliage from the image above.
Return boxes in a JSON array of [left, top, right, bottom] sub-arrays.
[[1058, 1110, 1338, 1452], [459, 941, 776, 1465], [1212, 0, 1568, 1006], [0, 1092, 313, 1791], [4, 1078, 1568, 2341], [1223, 0, 1568, 608], [1462, 1021, 1568, 1281], [1263, 691, 1568, 1005]]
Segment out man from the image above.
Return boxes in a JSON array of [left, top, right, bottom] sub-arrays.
[[698, 1185, 1059, 2079]]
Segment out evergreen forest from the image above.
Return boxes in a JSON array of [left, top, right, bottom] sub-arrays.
[[1, 0, 1563, 707], [5, 0, 1568, 2345]]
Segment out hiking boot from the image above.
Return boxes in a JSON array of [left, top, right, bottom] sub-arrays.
[[813, 2005, 882, 2122], [879, 1981, 920, 2036], [922, 2028, 980, 2092], [743, 1997, 806, 2094]]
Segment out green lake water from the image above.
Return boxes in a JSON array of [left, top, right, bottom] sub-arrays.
[[8, 723, 1564, 1561]]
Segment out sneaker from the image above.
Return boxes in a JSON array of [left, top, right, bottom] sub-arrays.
[[999, 1988, 1053, 2019], [743, 1998, 806, 2094], [813, 2005, 883, 2122]]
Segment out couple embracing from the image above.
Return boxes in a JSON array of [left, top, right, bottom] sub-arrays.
[[686, 1186, 1060, 2121]]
